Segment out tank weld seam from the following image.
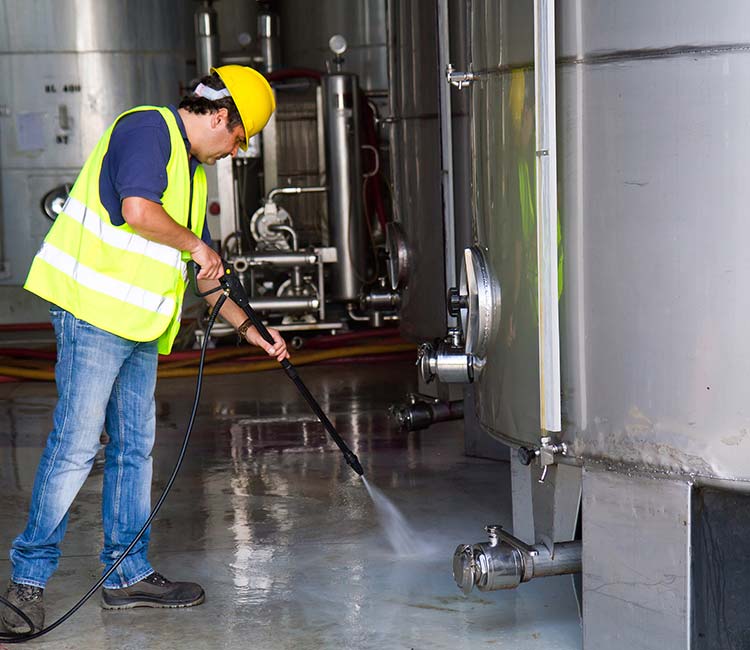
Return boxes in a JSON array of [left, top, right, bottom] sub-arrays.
[[471, 42, 750, 78]]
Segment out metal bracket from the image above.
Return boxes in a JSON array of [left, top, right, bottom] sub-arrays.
[[446, 63, 478, 90], [485, 524, 539, 557], [538, 436, 568, 483]]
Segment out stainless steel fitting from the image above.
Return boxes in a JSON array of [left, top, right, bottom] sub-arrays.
[[453, 525, 581, 594]]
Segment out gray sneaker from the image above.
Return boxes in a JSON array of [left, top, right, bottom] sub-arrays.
[[101, 572, 205, 609], [1, 581, 45, 634]]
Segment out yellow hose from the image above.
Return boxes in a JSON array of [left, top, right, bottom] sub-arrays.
[[0, 342, 415, 382], [0, 365, 56, 381]]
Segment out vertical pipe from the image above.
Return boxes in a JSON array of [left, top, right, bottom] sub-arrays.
[[258, 12, 281, 74], [533, 0, 562, 433], [323, 74, 366, 301], [195, 0, 220, 77], [437, 0, 457, 327]]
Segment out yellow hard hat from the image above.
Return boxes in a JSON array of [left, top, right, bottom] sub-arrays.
[[211, 65, 276, 149]]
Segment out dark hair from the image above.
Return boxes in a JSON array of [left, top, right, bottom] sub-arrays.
[[179, 72, 243, 131]]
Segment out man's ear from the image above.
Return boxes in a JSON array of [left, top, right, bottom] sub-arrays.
[[210, 108, 229, 128]]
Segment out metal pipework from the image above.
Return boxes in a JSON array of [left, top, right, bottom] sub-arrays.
[[233, 252, 319, 270], [267, 185, 328, 203], [418, 329, 476, 384], [247, 297, 319, 314], [362, 287, 401, 311], [390, 396, 464, 432], [323, 72, 367, 301], [453, 525, 581, 594], [258, 11, 281, 74], [269, 224, 299, 252], [195, 0, 220, 76]]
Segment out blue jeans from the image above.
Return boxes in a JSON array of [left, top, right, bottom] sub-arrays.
[[10, 308, 158, 589]]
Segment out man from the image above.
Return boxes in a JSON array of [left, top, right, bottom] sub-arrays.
[[1, 65, 289, 634]]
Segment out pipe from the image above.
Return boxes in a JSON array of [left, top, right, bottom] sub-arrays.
[[266, 68, 323, 83], [233, 252, 319, 269], [437, 0, 458, 326], [267, 185, 327, 202], [194, 0, 220, 76], [269, 224, 299, 251], [247, 297, 319, 313], [257, 12, 281, 74], [391, 398, 464, 432], [0, 342, 416, 382], [534, 0, 562, 432], [453, 534, 581, 594]]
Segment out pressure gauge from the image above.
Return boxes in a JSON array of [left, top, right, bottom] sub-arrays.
[[329, 34, 347, 56]]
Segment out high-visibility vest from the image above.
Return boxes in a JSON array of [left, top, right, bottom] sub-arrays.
[[24, 106, 207, 354]]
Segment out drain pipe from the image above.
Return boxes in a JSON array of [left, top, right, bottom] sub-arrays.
[[453, 525, 581, 594], [390, 395, 464, 432]]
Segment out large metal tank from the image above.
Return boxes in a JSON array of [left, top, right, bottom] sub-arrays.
[[465, 0, 750, 484], [279, 0, 387, 92], [0, 0, 191, 321], [446, 1, 750, 647], [387, 0, 447, 341]]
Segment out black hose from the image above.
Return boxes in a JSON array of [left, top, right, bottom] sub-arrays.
[[0, 293, 228, 643]]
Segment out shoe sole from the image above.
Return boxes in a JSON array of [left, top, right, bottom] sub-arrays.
[[101, 592, 205, 610], [1, 613, 43, 635]]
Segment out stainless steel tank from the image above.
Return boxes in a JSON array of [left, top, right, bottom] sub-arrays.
[[387, 0, 447, 341], [445, 0, 750, 647], [279, 0, 387, 92], [0, 0, 191, 320], [463, 0, 750, 489]]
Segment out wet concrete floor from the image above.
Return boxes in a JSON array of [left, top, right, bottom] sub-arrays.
[[0, 359, 581, 649]]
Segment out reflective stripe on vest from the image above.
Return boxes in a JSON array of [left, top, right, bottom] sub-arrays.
[[35, 242, 176, 317], [24, 106, 206, 354], [62, 196, 184, 271]]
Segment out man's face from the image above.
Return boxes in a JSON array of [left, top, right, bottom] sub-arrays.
[[195, 109, 245, 165]]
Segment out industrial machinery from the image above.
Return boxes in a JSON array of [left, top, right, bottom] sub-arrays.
[[193, 2, 399, 340], [0, 0, 399, 336]]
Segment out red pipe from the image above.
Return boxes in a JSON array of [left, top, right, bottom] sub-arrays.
[[266, 68, 322, 83], [0, 348, 56, 360], [0, 323, 53, 332]]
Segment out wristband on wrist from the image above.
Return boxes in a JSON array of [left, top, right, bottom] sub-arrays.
[[237, 318, 253, 339]]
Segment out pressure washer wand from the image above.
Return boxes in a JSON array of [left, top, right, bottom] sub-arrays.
[[191, 262, 364, 476]]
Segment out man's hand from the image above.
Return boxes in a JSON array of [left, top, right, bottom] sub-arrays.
[[121, 197, 224, 280], [190, 241, 223, 280], [245, 325, 290, 362]]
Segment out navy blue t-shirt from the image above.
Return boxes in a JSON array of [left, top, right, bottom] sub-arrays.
[[99, 105, 212, 244]]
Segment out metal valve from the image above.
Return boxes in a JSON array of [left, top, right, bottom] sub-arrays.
[[447, 63, 478, 90], [517, 436, 567, 483], [447, 287, 468, 318]]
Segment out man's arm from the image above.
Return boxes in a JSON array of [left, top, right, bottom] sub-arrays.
[[197, 278, 289, 362], [121, 196, 223, 280]]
